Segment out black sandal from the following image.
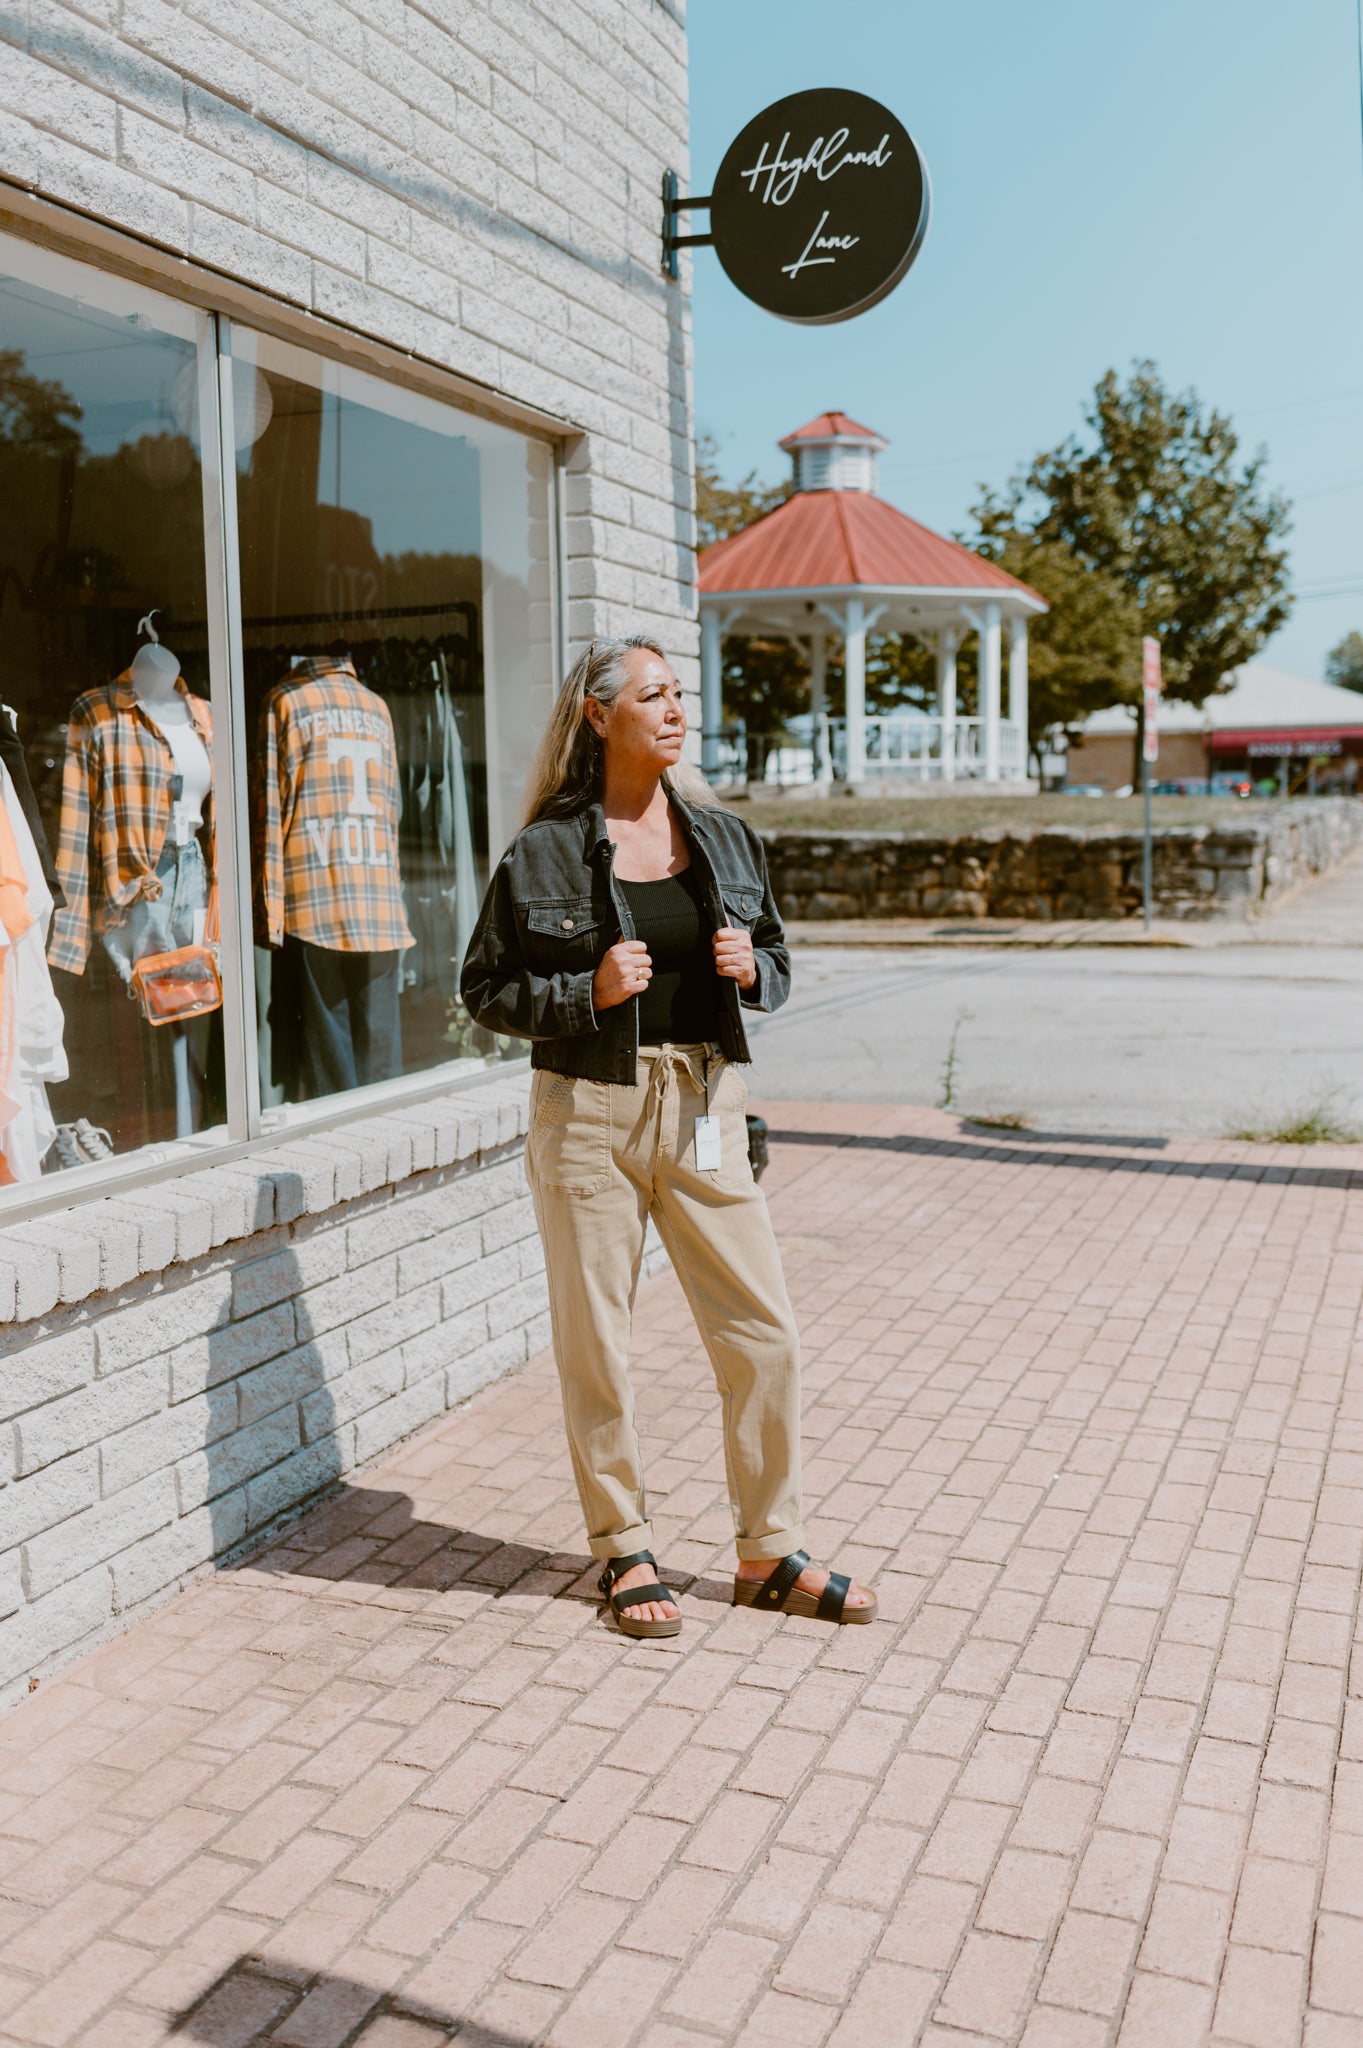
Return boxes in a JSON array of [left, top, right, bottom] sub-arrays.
[[599, 1550, 683, 1639], [732, 1549, 877, 1625]]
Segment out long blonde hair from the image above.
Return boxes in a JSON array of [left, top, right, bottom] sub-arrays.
[[521, 636, 720, 826]]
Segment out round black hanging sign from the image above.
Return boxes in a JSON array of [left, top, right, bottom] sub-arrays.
[[709, 89, 930, 326]]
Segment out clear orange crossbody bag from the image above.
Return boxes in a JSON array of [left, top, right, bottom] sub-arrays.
[[127, 889, 223, 1027]]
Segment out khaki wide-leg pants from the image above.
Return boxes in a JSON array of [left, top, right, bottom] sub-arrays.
[[524, 1043, 804, 1564]]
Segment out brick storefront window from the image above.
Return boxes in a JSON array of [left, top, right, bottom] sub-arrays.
[[0, 230, 558, 1210]]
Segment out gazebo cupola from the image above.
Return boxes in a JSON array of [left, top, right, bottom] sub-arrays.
[[779, 411, 888, 495], [697, 411, 1048, 788]]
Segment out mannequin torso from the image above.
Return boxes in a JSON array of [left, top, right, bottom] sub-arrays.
[[127, 650, 212, 955], [128, 648, 211, 848]]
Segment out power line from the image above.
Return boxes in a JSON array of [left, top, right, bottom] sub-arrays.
[[1295, 475, 1363, 502]]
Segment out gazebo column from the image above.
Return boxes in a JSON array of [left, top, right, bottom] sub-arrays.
[[700, 607, 722, 780], [937, 628, 959, 783], [808, 633, 830, 781], [980, 603, 1002, 781], [844, 595, 866, 785], [1008, 616, 1029, 779]]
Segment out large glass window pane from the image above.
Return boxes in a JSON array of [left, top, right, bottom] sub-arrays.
[[232, 330, 553, 1118], [0, 234, 225, 1188]]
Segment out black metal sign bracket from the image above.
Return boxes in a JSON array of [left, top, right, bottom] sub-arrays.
[[662, 169, 713, 279]]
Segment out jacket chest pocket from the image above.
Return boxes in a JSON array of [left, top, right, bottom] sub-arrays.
[[523, 898, 607, 970], [719, 886, 763, 930]]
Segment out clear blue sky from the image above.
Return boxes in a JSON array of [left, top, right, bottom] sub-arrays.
[[687, 0, 1363, 681]]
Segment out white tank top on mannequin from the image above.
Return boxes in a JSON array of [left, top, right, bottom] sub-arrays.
[[134, 687, 211, 845]]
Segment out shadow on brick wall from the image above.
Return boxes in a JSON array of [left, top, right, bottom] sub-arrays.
[[169, 1953, 531, 2046], [204, 1232, 344, 1581]]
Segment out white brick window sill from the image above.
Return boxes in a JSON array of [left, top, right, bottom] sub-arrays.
[[0, 1074, 534, 1325]]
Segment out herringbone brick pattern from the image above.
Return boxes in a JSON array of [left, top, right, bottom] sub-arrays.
[[1, 1105, 1361, 2048]]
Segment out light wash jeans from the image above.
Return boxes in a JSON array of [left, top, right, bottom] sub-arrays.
[[99, 838, 209, 985], [100, 838, 210, 1138]]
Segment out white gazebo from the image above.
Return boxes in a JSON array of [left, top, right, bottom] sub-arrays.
[[697, 412, 1048, 786]]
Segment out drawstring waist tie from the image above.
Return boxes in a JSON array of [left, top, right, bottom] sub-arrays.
[[636, 1042, 719, 1174]]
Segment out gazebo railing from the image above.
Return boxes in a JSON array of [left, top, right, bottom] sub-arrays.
[[841, 717, 1027, 780], [703, 716, 1027, 787]]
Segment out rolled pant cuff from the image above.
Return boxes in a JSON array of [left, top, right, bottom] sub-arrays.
[[735, 1530, 805, 1563], [590, 1523, 654, 1562]]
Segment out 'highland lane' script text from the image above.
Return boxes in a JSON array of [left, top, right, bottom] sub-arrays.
[[781, 211, 861, 278], [740, 129, 892, 208]]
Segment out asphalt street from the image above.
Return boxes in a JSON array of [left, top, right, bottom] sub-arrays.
[[746, 934, 1363, 1139]]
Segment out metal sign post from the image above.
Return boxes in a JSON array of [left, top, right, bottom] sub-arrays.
[[1142, 637, 1162, 934]]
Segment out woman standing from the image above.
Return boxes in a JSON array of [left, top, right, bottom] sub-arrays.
[[461, 637, 875, 1638]]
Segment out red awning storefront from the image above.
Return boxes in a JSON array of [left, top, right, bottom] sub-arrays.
[[1209, 728, 1363, 756]]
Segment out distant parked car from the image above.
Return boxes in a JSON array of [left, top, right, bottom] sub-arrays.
[[1061, 783, 1108, 796]]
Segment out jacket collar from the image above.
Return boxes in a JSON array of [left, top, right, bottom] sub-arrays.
[[667, 785, 708, 839], [289, 655, 358, 684], [583, 804, 612, 860], [582, 783, 709, 859]]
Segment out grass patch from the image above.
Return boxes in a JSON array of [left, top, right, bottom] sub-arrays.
[[727, 793, 1299, 835], [963, 1110, 1034, 1132], [936, 1007, 973, 1110], [1226, 1085, 1362, 1145]]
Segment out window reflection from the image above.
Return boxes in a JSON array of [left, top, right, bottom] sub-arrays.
[[0, 253, 222, 1178], [0, 231, 555, 1200], [235, 335, 535, 1113]]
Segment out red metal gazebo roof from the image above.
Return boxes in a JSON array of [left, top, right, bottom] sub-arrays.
[[778, 411, 886, 449], [698, 489, 1041, 600]]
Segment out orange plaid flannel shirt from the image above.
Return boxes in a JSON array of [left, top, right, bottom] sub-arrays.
[[47, 675, 215, 976], [254, 658, 414, 954]]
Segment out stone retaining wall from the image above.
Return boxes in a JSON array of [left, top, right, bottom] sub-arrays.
[[761, 799, 1363, 923]]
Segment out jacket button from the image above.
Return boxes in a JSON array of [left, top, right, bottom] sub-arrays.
[[561, 917, 574, 930]]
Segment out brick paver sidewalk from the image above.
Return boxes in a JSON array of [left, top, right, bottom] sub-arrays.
[[2, 1106, 1362, 2048]]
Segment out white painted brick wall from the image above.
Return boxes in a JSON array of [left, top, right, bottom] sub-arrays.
[[0, 1074, 671, 1701], [0, 0, 698, 675], [0, 0, 692, 1695]]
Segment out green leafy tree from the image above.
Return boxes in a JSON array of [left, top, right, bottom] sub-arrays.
[[974, 361, 1293, 770], [718, 633, 808, 732], [0, 349, 82, 451], [970, 531, 1143, 745], [696, 431, 791, 549], [696, 433, 801, 733], [1326, 630, 1363, 695], [819, 634, 977, 718]]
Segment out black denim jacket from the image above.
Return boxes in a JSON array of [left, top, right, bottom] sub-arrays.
[[459, 792, 791, 1082]]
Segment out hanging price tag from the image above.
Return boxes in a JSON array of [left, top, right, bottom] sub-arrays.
[[694, 1116, 722, 1172]]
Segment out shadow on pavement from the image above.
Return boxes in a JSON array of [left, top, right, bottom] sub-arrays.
[[960, 1123, 1170, 1150], [229, 1480, 732, 1614], [233, 1482, 600, 1601], [768, 1126, 1363, 1190], [170, 1953, 530, 2045]]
